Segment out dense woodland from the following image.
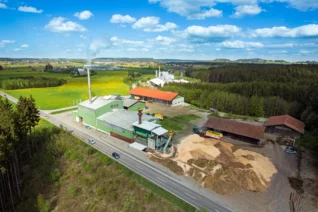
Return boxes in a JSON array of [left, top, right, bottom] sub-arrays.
[[163, 64, 318, 149], [0, 96, 40, 211], [1, 76, 67, 90]]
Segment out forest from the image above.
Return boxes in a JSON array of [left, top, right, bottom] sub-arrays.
[[0, 96, 40, 211], [163, 64, 318, 149], [1, 76, 67, 90]]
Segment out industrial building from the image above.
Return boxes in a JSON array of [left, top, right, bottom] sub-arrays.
[[205, 117, 265, 143], [129, 87, 184, 106], [264, 115, 305, 138], [149, 67, 189, 87], [72, 95, 171, 151]]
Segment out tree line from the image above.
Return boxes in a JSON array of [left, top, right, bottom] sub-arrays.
[[0, 96, 40, 211], [1, 76, 67, 90], [164, 64, 318, 130]]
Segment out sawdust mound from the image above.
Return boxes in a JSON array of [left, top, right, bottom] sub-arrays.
[[149, 134, 277, 196]]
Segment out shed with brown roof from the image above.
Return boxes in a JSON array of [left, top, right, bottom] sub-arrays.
[[264, 115, 305, 138], [204, 117, 265, 143]]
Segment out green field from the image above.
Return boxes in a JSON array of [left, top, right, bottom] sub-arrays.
[[0, 67, 129, 110]]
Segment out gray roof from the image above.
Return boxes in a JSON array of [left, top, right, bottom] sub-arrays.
[[152, 127, 168, 136], [78, 96, 116, 110], [133, 121, 160, 131], [123, 99, 138, 108], [97, 109, 155, 131]]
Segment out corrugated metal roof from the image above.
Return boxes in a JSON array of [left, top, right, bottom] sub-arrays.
[[129, 87, 178, 101], [78, 96, 115, 110], [133, 120, 160, 131], [123, 99, 138, 108], [152, 127, 168, 136], [205, 117, 265, 140], [97, 109, 155, 131], [129, 142, 147, 151], [264, 115, 305, 134]]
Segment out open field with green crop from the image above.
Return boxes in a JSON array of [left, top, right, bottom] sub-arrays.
[[0, 67, 129, 109]]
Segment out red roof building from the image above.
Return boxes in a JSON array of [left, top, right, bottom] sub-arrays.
[[205, 117, 265, 142], [264, 115, 305, 137], [129, 87, 184, 106]]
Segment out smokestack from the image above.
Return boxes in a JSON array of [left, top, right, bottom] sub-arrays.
[[87, 68, 92, 104], [159, 66, 161, 77], [138, 108, 143, 125], [155, 70, 158, 78]]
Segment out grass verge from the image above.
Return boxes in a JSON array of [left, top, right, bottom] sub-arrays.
[[50, 107, 77, 114]]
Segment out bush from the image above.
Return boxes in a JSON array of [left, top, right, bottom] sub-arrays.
[[36, 194, 50, 212], [68, 185, 78, 197]]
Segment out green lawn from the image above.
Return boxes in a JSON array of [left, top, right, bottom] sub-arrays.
[[160, 114, 201, 131], [0, 68, 129, 110]]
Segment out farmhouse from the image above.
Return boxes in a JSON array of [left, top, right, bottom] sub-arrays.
[[129, 87, 184, 106], [264, 115, 305, 138], [205, 117, 265, 143]]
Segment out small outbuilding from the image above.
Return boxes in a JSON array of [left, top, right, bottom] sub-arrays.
[[264, 115, 305, 138], [205, 117, 265, 143]]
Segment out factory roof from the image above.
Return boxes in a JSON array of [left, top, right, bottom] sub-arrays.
[[97, 109, 155, 131], [149, 78, 165, 86], [123, 99, 139, 108], [265, 115, 305, 134], [78, 96, 116, 110], [152, 127, 168, 136], [133, 120, 161, 131], [205, 117, 265, 140], [130, 87, 178, 101]]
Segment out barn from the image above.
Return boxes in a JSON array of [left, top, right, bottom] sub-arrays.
[[129, 87, 184, 106], [264, 115, 305, 138], [204, 117, 265, 143]]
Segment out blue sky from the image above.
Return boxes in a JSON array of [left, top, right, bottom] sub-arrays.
[[1, 0, 318, 61]]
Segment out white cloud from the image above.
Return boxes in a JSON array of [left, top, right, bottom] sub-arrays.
[[300, 50, 312, 54], [14, 48, 21, 51], [132, 16, 177, 32], [278, 0, 318, 11], [216, 48, 221, 51], [155, 35, 176, 45], [251, 24, 318, 38], [127, 48, 138, 52], [178, 25, 242, 43], [1, 40, 16, 44], [188, 8, 222, 19], [74, 10, 94, 20], [111, 37, 144, 46], [220, 40, 264, 48], [149, 0, 221, 20], [150, 0, 318, 18], [18, 6, 43, 13], [141, 48, 149, 52], [0, 3, 7, 9], [110, 14, 136, 23], [0, 40, 15, 48], [45, 17, 87, 32], [132, 16, 160, 29], [80, 35, 88, 39], [232, 5, 262, 18], [21, 44, 29, 48], [144, 22, 177, 32]]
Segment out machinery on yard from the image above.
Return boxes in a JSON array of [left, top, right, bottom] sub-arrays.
[[193, 126, 223, 140], [154, 113, 164, 120]]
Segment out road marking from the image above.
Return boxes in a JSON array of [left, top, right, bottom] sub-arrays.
[[156, 176, 167, 183], [185, 192, 197, 200], [214, 209, 220, 212]]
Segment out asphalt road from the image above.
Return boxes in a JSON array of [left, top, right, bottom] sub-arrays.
[[0, 91, 233, 212]]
